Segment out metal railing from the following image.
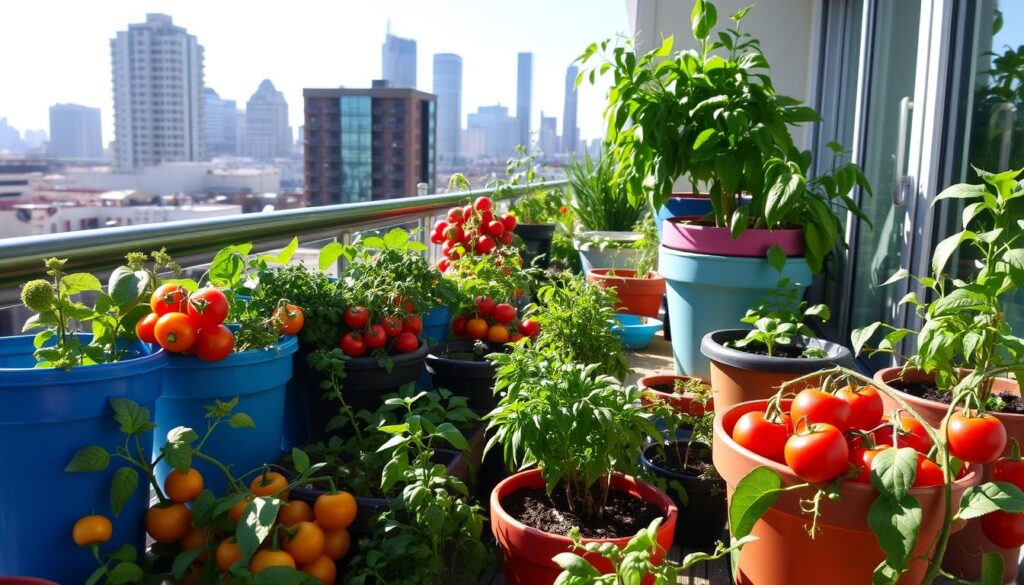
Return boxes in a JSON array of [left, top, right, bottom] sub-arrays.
[[0, 181, 567, 294]]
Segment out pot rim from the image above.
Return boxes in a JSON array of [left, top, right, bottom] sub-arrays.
[[587, 268, 665, 282], [425, 340, 505, 367], [0, 333, 168, 383], [165, 333, 298, 369], [875, 365, 1024, 419], [665, 217, 804, 234], [343, 338, 429, 370], [700, 329, 852, 374], [640, 440, 724, 487]]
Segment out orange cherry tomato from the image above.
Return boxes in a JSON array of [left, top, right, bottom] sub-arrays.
[[278, 499, 314, 527], [250, 549, 296, 573], [145, 502, 192, 543], [284, 521, 326, 564], [164, 468, 204, 503], [216, 538, 243, 571], [299, 554, 338, 584], [314, 492, 357, 530], [250, 471, 289, 499], [320, 527, 351, 560], [72, 514, 112, 547]]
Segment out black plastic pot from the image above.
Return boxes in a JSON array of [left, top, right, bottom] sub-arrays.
[[640, 440, 726, 548], [300, 340, 430, 440], [425, 341, 507, 414], [516, 223, 556, 269]]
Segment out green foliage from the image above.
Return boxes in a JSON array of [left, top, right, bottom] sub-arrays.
[[500, 144, 563, 225], [246, 263, 345, 352], [729, 278, 830, 357], [445, 246, 533, 311], [22, 250, 179, 369], [631, 214, 660, 278], [565, 149, 648, 232]]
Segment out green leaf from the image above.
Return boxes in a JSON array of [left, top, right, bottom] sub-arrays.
[[85, 566, 106, 585], [851, 322, 882, 355], [267, 237, 299, 265], [254, 567, 317, 585], [868, 494, 920, 572], [934, 182, 986, 202], [766, 245, 786, 273], [959, 482, 1024, 519], [729, 466, 781, 539], [932, 230, 976, 275], [691, 0, 717, 40], [208, 244, 252, 287], [436, 422, 469, 450], [383, 228, 410, 249], [730, 207, 750, 239], [110, 467, 138, 517], [872, 560, 900, 585], [65, 446, 110, 472], [163, 426, 198, 473], [109, 544, 137, 563], [236, 497, 282, 563], [109, 398, 155, 435], [61, 273, 103, 294], [229, 413, 256, 429], [291, 447, 310, 474], [881, 268, 910, 286], [172, 546, 204, 580], [107, 561, 144, 584], [871, 447, 919, 502], [318, 242, 351, 271], [108, 267, 149, 308], [692, 128, 718, 153], [980, 552, 1004, 585]]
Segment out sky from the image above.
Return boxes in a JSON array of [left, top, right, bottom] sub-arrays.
[[0, 0, 629, 147]]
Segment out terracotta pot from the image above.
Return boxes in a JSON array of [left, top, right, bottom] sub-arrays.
[[587, 269, 666, 318], [700, 329, 853, 414], [638, 374, 713, 415], [491, 469, 678, 585], [713, 399, 980, 585], [874, 366, 1024, 582], [661, 217, 805, 257]]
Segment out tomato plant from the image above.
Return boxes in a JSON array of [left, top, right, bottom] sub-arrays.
[[947, 411, 1007, 464], [784, 421, 849, 483], [154, 312, 197, 353], [272, 303, 305, 335], [186, 287, 229, 329]]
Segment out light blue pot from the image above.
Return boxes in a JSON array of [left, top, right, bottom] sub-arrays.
[[609, 314, 663, 350], [417, 306, 452, 389], [659, 246, 811, 378]]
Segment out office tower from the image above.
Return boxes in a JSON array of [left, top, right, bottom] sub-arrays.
[[466, 105, 518, 159], [110, 13, 204, 171], [244, 79, 291, 161], [202, 88, 237, 157], [382, 27, 417, 89], [49, 104, 102, 159], [432, 53, 462, 161], [0, 118, 24, 153], [304, 86, 436, 205], [562, 65, 579, 156], [538, 112, 559, 158], [516, 53, 533, 148]]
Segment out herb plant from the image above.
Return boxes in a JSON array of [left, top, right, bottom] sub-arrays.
[[730, 278, 830, 357], [565, 149, 647, 233], [246, 263, 345, 352]]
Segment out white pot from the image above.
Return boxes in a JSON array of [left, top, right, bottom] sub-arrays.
[[574, 230, 642, 272]]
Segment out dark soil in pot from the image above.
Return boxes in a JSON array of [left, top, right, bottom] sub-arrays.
[[730, 343, 811, 358], [641, 440, 726, 548], [890, 380, 1024, 415], [501, 486, 662, 539]]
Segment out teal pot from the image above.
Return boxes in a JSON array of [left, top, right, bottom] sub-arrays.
[[516, 223, 556, 269], [659, 245, 812, 378], [155, 335, 298, 496], [421, 306, 452, 344], [0, 335, 166, 582], [574, 230, 641, 273], [609, 314, 663, 350]]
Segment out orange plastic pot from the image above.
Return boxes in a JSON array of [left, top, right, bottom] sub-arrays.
[[490, 469, 678, 585], [638, 374, 713, 415], [713, 398, 979, 585], [587, 269, 666, 318], [875, 366, 1023, 582]]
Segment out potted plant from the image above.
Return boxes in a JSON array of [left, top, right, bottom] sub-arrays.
[[486, 345, 677, 585], [587, 216, 666, 319], [579, 0, 870, 378], [853, 168, 1024, 580], [565, 149, 650, 273], [426, 339, 512, 415], [638, 374, 713, 417], [2, 253, 171, 581], [497, 145, 568, 270]]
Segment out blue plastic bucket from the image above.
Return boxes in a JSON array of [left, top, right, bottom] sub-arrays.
[[659, 246, 811, 378], [0, 335, 166, 582], [422, 306, 451, 344], [656, 195, 713, 239], [154, 335, 298, 496]]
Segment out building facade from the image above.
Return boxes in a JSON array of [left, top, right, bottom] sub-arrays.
[[432, 53, 462, 162], [538, 112, 559, 159], [466, 105, 517, 160], [49, 104, 102, 160], [244, 79, 291, 161], [203, 88, 237, 157], [562, 65, 579, 156], [110, 13, 205, 171], [382, 32, 417, 89], [516, 52, 533, 149], [304, 86, 436, 205]]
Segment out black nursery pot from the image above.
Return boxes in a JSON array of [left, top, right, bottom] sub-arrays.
[[299, 340, 430, 441], [516, 223, 556, 269], [640, 440, 727, 548], [425, 341, 507, 414]]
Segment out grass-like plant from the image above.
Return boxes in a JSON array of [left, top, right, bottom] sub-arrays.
[[565, 150, 647, 233]]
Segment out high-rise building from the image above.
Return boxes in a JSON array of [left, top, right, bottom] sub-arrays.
[[432, 53, 462, 162], [244, 79, 291, 161], [49, 104, 102, 159], [538, 112, 559, 159], [304, 86, 436, 205], [516, 53, 533, 148], [467, 105, 518, 160], [0, 118, 24, 153], [203, 88, 237, 157], [23, 130, 48, 150], [110, 13, 204, 171], [562, 65, 579, 156], [382, 29, 417, 89]]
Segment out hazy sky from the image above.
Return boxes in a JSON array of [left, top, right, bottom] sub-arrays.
[[0, 1, 628, 146]]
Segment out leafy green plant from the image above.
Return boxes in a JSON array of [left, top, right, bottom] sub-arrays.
[[246, 262, 345, 352], [445, 247, 532, 313], [526, 273, 630, 380], [729, 278, 830, 357], [21, 250, 180, 369], [565, 149, 648, 232], [852, 168, 1024, 407], [499, 145, 563, 226], [578, 0, 871, 273], [630, 214, 659, 278]]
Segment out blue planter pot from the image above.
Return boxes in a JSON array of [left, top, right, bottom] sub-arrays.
[[155, 335, 298, 496], [417, 306, 451, 390], [659, 246, 811, 378], [609, 314, 663, 350], [0, 335, 166, 582], [656, 196, 713, 239]]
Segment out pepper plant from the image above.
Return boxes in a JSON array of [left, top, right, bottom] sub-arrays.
[[729, 278, 830, 358]]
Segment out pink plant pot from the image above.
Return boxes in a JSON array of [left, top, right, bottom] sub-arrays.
[[661, 217, 805, 257]]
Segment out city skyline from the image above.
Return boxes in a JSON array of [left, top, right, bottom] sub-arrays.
[[0, 1, 624, 149]]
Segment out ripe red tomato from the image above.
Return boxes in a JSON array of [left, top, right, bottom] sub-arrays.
[[914, 455, 944, 487], [731, 411, 792, 463], [394, 332, 419, 353], [430, 231, 445, 245], [837, 384, 883, 430], [475, 296, 495, 316], [948, 412, 1007, 464], [447, 208, 464, 224], [401, 315, 423, 336], [339, 332, 366, 357], [151, 283, 188, 316], [790, 388, 852, 430], [784, 422, 849, 483], [364, 324, 387, 349], [849, 447, 882, 483], [462, 205, 474, 222], [193, 325, 234, 362], [486, 220, 505, 237], [433, 220, 448, 234], [492, 303, 516, 325], [479, 210, 494, 226], [518, 319, 540, 339], [874, 414, 933, 454], [502, 214, 516, 231], [474, 196, 492, 212], [136, 312, 159, 344], [982, 511, 1024, 548], [154, 313, 197, 353], [499, 231, 514, 246], [445, 225, 465, 243], [451, 316, 468, 336], [343, 307, 370, 330], [186, 288, 229, 329], [436, 258, 449, 273], [272, 305, 304, 335], [445, 244, 463, 260], [476, 236, 496, 255], [993, 455, 1024, 490], [381, 316, 402, 337]]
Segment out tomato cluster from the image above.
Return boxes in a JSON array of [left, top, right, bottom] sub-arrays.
[[431, 196, 517, 273], [137, 284, 234, 362], [981, 445, 1024, 548], [449, 295, 539, 344], [337, 303, 421, 358]]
